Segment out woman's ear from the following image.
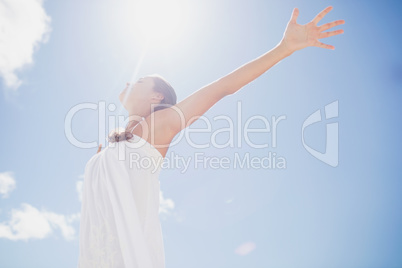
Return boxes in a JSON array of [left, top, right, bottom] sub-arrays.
[[151, 92, 164, 102]]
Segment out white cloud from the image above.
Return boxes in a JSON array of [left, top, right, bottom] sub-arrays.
[[0, 0, 51, 89], [159, 190, 174, 215], [0, 174, 175, 242], [0, 171, 16, 199], [234, 241, 256, 256], [0, 203, 80, 241], [225, 198, 234, 204], [0, 173, 81, 242]]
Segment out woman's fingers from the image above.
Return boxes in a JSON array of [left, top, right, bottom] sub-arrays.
[[311, 6, 333, 25], [319, 29, 344, 39], [289, 7, 299, 24], [313, 40, 335, 50], [283, 6, 343, 51], [319, 19, 345, 32], [97, 144, 102, 154], [310, 7, 344, 49]]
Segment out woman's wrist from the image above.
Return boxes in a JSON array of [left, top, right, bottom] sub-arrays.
[[276, 40, 295, 57]]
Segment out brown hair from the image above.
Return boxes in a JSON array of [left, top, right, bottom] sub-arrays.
[[147, 74, 177, 112]]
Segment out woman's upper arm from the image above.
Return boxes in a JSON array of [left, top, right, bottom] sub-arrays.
[[162, 79, 230, 136]]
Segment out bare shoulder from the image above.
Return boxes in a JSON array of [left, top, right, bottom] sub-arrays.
[[137, 109, 178, 156]]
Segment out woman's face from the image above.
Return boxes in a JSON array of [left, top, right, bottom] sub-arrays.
[[119, 77, 157, 111]]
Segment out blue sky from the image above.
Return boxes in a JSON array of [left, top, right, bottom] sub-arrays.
[[0, 0, 401, 267]]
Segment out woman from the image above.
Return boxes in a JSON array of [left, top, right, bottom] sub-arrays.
[[78, 6, 344, 268]]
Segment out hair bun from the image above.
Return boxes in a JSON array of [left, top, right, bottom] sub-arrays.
[[108, 131, 133, 143]]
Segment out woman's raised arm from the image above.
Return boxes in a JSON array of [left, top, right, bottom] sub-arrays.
[[162, 6, 345, 136]]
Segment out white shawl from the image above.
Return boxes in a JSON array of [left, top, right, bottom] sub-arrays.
[[77, 135, 165, 268]]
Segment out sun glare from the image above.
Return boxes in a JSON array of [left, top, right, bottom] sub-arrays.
[[132, 0, 184, 42]]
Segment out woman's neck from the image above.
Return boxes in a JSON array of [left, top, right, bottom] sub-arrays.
[[125, 115, 144, 132]]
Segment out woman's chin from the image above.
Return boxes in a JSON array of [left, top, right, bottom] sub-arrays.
[[118, 94, 126, 106]]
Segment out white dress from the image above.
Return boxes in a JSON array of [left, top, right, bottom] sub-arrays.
[[77, 134, 165, 268]]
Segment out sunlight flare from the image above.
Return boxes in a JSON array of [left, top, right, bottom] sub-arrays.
[[132, 0, 184, 42]]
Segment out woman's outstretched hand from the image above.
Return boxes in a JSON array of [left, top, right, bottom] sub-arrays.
[[280, 6, 345, 53]]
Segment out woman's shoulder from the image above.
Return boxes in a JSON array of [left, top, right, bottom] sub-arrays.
[[132, 112, 176, 157]]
